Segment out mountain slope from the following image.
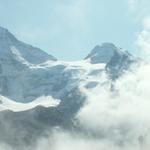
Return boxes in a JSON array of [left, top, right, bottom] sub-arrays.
[[0, 26, 56, 65]]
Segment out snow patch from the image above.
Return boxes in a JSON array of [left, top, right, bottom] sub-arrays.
[[0, 95, 60, 112], [11, 46, 31, 66]]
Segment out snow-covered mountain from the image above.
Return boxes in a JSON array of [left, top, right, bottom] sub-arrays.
[[0, 26, 56, 64], [0, 26, 137, 148], [84, 42, 136, 79], [85, 43, 119, 64]]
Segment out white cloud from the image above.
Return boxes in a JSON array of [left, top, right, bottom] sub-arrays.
[[127, 0, 150, 60], [75, 62, 150, 149], [143, 16, 150, 30], [134, 16, 150, 60], [128, 0, 150, 21], [136, 30, 150, 59]]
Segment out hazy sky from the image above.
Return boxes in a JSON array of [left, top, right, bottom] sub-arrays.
[[0, 0, 149, 60]]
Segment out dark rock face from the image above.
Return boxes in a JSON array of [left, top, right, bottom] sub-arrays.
[[106, 50, 136, 80]]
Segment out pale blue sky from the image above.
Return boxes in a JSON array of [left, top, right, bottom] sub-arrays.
[[0, 0, 147, 60]]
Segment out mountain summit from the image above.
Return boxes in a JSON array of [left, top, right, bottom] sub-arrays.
[[0, 26, 56, 65], [85, 43, 125, 64], [0, 26, 17, 43]]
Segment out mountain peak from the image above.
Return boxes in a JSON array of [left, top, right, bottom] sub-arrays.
[[0, 26, 17, 43], [85, 43, 119, 64], [0, 26, 57, 64], [0, 26, 8, 32]]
